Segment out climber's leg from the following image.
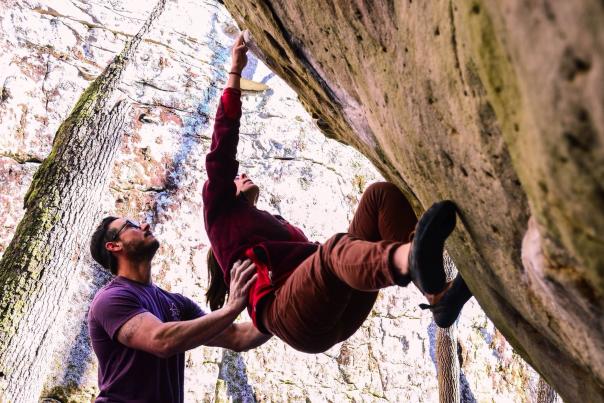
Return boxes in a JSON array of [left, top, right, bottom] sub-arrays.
[[260, 183, 420, 351], [333, 182, 418, 341], [348, 181, 417, 244], [260, 232, 406, 353], [259, 182, 464, 350]]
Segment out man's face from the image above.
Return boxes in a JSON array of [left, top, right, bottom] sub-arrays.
[[106, 218, 160, 261], [235, 173, 260, 204]]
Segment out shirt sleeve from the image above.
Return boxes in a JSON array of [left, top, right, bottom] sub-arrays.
[[221, 87, 242, 120], [90, 288, 148, 341], [202, 88, 242, 215]]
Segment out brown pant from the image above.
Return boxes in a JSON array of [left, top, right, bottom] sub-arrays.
[[259, 182, 418, 353]]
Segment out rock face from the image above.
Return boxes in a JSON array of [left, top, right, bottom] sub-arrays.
[[0, 0, 565, 402], [221, 1, 604, 402]]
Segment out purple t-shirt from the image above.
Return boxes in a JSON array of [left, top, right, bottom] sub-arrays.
[[88, 276, 205, 403]]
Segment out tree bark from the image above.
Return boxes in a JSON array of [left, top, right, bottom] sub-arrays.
[[536, 376, 558, 403], [436, 252, 461, 403], [0, 1, 166, 401]]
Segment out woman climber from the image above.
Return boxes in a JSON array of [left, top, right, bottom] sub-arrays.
[[203, 34, 472, 353]]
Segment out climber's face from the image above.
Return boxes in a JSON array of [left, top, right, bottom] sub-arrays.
[[235, 173, 259, 205]]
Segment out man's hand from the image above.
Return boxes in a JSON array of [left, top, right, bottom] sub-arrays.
[[230, 33, 248, 74], [225, 259, 257, 312]]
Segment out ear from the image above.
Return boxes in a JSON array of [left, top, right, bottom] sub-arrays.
[[105, 241, 122, 253]]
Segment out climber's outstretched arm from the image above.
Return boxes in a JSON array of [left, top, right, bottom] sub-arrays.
[[203, 34, 248, 211]]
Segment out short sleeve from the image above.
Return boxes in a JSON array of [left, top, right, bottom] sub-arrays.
[[90, 288, 148, 341], [181, 295, 205, 320]]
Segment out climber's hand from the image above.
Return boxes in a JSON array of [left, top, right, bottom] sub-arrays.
[[231, 33, 248, 74]]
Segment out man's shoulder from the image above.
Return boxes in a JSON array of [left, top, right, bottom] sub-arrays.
[[88, 279, 152, 342], [154, 286, 185, 304], [90, 279, 142, 317], [93, 277, 135, 300]]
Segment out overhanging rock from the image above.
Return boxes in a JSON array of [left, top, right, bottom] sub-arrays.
[[223, 1, 604, 402]]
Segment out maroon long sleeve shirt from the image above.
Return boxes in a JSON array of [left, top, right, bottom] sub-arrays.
[[203, 88, 318, 290]]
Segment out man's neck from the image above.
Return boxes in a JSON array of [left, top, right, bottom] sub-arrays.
[[116, 261, 152, 285]]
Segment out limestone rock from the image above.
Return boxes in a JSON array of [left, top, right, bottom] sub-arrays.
[[220, 1, 604, 402]]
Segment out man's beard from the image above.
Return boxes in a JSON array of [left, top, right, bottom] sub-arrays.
[[124, 238, 160, 262]]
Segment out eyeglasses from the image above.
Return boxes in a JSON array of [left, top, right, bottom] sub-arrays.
[[110, 219, 141, 242]]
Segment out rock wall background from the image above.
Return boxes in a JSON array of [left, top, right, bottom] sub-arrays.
[[0, 0, 556, 401]]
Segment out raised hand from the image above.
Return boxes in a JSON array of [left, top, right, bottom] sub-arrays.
[[231, 33, 248, 74], [225, 259, 257, 312]]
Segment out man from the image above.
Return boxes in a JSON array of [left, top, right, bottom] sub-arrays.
[[88, 217, 270, 402]]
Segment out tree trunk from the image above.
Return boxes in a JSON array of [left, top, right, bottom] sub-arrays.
[[437, 324, 460, 403], [436, 252, 461, 403], [536, 376, 558, 403], [0, 1, 166, 401]]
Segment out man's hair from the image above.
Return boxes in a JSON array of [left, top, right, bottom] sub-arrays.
[[90, 216, 119, 274]]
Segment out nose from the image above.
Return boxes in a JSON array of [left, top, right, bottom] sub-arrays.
[[141, 223, 150, 232], [241, 173, 248, 179]]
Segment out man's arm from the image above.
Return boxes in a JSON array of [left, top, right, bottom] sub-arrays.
[[206, 322, 272, 352], [116, 260, 257, 358]]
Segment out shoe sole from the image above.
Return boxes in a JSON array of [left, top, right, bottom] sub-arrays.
[[412, 200, 457, 294]]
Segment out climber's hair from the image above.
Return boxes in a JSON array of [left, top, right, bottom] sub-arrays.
[[206, 248, 229, 311], [90, 216, 119, 275]]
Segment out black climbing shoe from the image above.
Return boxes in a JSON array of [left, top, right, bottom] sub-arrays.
[[419, 273, 472, 328], [408, 200, 457, 295]]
